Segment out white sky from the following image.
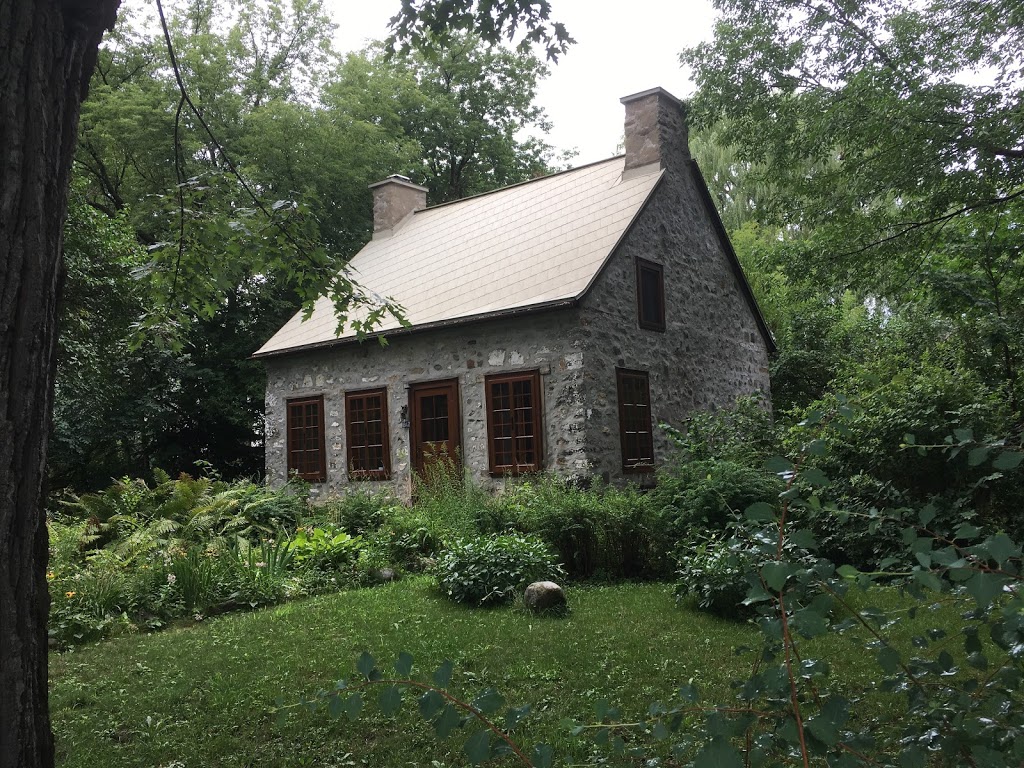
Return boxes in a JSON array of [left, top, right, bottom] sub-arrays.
[[324, 0, 718, 165]]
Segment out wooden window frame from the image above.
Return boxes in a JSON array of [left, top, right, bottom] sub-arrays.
[[485, 369, 543, 476], [345, 387, 391, 481], [616, 368, 655, 473], [636, 257, 666, 332], [286, 395, 327, 482]]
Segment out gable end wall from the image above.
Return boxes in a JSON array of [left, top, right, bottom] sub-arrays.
[[578, 162, 771, 482]]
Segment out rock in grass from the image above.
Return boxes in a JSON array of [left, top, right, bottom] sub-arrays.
[[524, 581, 566, 613]]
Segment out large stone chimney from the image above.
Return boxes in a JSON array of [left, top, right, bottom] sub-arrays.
[[368, 175, 427, 237], [619, 87, 688, 176]]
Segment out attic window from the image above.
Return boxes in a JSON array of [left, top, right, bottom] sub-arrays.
[[485, 370, 543, 475], [287, 396, 326, 482], [616, 369, 654, 472], [636, 258, 666, 332], [346, 388, 391, 480]]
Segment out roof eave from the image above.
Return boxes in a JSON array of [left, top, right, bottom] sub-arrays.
[[688, 159, 777, 354], [251, 297, 580, 361]]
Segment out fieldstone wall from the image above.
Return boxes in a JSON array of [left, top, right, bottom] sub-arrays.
[[263, 309, 589, 499], [578, 96, 772, 483], [264, 90, 771, 497]]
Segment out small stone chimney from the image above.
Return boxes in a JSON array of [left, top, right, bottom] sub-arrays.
[[368, 175, 428, 237], [619, 87, 688, 175]]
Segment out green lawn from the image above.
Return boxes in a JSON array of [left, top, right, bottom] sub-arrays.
[[50, 578, 965, 767]]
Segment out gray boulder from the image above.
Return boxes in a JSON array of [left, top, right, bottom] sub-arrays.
[[524, 581, 567, 614]]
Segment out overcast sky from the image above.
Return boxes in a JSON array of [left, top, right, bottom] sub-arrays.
[[324, 0, 718, 165]]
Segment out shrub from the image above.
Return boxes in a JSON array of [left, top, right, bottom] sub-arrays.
[[411, 458, 489, 543], [663, 394, 779, 465], [484, 476, 665, 579], [674, 532, 759, 618], [288, 526, 363, 571], [675, 514, 819, 619], [316, 489, 401, 536], [359, 511, 441, 574], [650, 459, 783, 551], [435, 533, 565, 606]]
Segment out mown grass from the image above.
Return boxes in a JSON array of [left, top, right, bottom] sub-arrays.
[[51, 579, 969, 767]]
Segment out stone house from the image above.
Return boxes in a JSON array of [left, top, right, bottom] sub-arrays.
[[254, 87, 774, 498]]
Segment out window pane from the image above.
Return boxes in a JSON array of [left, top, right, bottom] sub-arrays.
[[617, 371, 653, 470], [346, 390, 390, 479], [487, 372, 541, 472], [287, 397, 325, 482]]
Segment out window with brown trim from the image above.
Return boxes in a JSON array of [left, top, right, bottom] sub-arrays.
[[636, 258, 666, 332], [485, 370, 543, 475], [346, 388, 391, 480], [616, 369, 654, 472], [286, 396, 326, 482]]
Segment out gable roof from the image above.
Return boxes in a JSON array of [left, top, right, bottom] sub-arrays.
[[254, 155, 663, 358]]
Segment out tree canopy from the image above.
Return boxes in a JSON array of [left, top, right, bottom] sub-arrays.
[[54, 0, 561, 486], [685, 0, 1024, 420]]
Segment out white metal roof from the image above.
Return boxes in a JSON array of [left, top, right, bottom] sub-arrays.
[[255, 155, 662, 356]]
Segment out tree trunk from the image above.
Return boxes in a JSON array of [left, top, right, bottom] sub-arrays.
[[0, 2, 119, 766]]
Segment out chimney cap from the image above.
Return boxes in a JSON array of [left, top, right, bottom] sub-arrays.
[[619, 86, 684, 107], [368, 174, 429, 193]]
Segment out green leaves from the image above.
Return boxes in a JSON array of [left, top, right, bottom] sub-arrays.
[[805, 697, 849, 747], [433, 660, 454, 689], [965, 571, 1005, 609], [378, 686, 403, 716], [993, 450, 1024, 471], [395, 651, 414, 678], [463, 729, 490, 764], [433, 703, 462, 739], [765, 456, 794, 475], [744, 501, 775, 521], [761, 561, 799, 592], [355, 651, 376, 679], [693, 737, 744, 768], [471, 688, 504, 716], [531, 743, 554, 768]]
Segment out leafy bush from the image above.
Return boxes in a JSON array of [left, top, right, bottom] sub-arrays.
[[650, 458, 783, 551], [675, 530, 760, 618], [785, 362, 1015, 565], [662, 394, 779, 465], [411, 457, 489, 543], [435, 533, 565, 606], [45, 473, 355, 645], [360, 511, 441, 574], [484, 476, 664, 579], [317, 489, 401, 535], [674, 518, 814, 619], [288, 526, 363, 571]]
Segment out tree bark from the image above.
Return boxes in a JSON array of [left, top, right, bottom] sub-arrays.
[[0, 2, 119, 766]]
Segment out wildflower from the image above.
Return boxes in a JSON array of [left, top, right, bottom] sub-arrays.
[[166, 573, 177, 584], [65, 591, 75, 598], [46, 571, 55, 581], [193, 613, 203, 622], [255, 561, 267, 568]]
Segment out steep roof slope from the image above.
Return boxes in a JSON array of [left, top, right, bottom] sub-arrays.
[[255, 156, 662, 357]]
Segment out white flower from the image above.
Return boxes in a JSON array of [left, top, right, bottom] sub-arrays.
[[166, 573, 176, 584]]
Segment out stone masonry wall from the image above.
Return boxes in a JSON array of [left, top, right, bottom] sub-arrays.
[[578, 105, 772, 483], [263, 309, 589, 500]]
